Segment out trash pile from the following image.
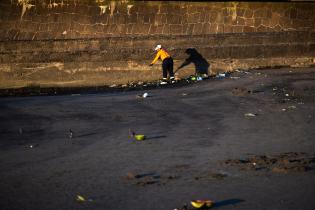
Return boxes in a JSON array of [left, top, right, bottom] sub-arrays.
[[0, 70, 242, 97]]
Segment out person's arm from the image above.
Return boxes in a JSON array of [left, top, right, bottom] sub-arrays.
[[150, 50, 161, 65]]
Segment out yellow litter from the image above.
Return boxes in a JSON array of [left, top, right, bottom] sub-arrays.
[[76, 195, 86, 202], [191, 200, 214, 209]]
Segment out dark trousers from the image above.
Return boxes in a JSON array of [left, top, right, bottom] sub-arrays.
[[162, 57, 174, 79]]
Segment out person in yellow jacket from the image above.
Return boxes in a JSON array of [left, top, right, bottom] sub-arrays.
[[149, 44, 175, 84]]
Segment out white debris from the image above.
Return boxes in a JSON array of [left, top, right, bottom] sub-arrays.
[[244, 113, 256, 117]]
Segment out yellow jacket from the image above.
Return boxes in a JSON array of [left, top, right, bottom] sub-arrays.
[[151, 49, 170, 64]]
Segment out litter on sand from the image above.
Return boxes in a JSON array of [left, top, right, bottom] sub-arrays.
[[216, 73, 226, 78], [244, 113, 257, 117], [76, 195, 86, 202], [136, 92, 150, 98], [28, 144, 39, 149], [191, 200, 214, 209], [76, 195, 93, 202], [129, 129, 146, 141], [288, 105, 296, 109]]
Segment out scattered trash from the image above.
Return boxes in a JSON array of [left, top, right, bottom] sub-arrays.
[[76, 195, 86, 202], [285, 93, 289, 97], [185, 74, 207, 82], [110, 84, 117, 88], [129, 129, 146, 141], [27, 144, 38, 149], [196, 76, 203, 81], [135, 134, 145, 141], [181, 93, 187, 96], [69, 129, 73, 139], [191, 200, 214, 209], [137, 92, 150, 98], [76, 195, 93, 202], [230, 76, 240, 79], [273, 87, 278, 91], [216, 73, 226, 78], [66, 129, 74, 144], [244, 113, 256, 117], [288, 105, 296, 109]]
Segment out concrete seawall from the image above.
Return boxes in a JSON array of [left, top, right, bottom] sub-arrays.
[[1, 1, 315, 88]]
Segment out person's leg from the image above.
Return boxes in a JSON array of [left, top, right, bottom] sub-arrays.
[[168, 58, 174, 79], [162, 60, 168, 80], [160, 60, 168, 84]]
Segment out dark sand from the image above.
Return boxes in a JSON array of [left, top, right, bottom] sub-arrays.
[[0, 68, 315, 210]]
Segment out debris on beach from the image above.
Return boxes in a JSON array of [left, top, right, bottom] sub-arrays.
[[244, 113, 257, 117], [224, 152, 315, 173], [191, 200, 214, 209], [28, 144, 39, 149], [76, 195, 86, 202], [129, 129, 146, 141], [76, 195, 93, 202], [137, 92, 150, 98], [69, 129, 73, 139], [230, 76, 240, 79], [288, 105, 296, 110]]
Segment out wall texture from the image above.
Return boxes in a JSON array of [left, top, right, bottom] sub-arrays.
[[0, 0, 315, 88]]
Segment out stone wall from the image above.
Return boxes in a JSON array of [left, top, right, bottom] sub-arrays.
[[0, 0, 315, 88]]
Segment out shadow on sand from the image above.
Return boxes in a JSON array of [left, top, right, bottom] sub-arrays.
[[145, 135, 166, 140], [212, 198, 245, 208]]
